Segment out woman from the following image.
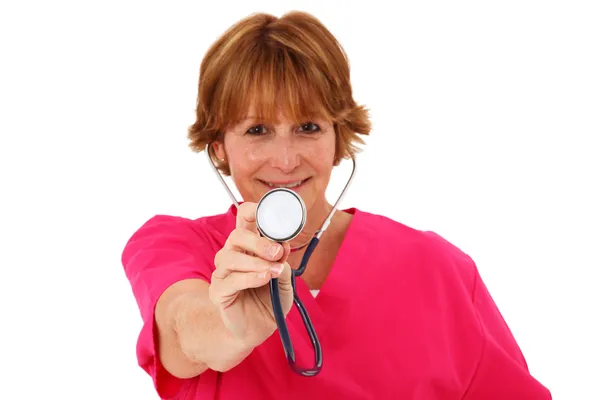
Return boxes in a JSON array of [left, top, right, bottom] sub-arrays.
[[122, 11, 552, 400]]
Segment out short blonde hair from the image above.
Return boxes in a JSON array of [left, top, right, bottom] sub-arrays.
[[187, 11, 371, 175]]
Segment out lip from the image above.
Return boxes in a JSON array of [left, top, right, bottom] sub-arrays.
[[258, 177, 311, 191]]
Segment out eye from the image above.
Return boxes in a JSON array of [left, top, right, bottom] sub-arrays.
[[246, 124, 268, 135], [298, 122, 321, 133]]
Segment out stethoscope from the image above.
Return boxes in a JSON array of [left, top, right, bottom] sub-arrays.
[[205, 143, 356, 376]]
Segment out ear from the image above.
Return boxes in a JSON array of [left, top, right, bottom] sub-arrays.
[[212, 141, 226, 162]]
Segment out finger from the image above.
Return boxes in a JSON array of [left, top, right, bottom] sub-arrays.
[[224, 228, 284, 261], [276, 261, 292, 287], [211, 264, 286, 298], [213, 250, 285, 279], [278, 241, 291, 263], [236, 202, 258, 234]]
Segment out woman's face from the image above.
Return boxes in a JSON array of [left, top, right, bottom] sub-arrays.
[[213, 109, 336, 216]]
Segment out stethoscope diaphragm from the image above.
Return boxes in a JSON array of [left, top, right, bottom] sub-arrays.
[[256, 188, 306, 242]]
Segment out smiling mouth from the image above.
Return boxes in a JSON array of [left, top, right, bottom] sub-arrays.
[[258, 178, 311, 190]]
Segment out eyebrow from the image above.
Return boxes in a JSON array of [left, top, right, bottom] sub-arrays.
[[232, 115, 325, 126]]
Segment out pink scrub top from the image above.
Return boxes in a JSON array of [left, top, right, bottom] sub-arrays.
[[122, 205, 552, 399]]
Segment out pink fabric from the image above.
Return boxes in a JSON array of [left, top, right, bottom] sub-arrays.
[[121, 205, 551, 399]]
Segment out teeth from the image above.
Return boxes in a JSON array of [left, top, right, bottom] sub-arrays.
[[267, 180, 303, 188]]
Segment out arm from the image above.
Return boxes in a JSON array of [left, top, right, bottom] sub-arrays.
[[121, 215, 227, 397], [155, 278, 255, 378], [462, 269, 552, 399], [122, 210, 285, 397], [422, 230, 551, 398]]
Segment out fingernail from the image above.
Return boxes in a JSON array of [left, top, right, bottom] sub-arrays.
[[268, 245, 282, 259], [269, 263, 284, 275], [257, 270, 268, 279]]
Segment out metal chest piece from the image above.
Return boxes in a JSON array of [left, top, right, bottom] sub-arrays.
[[256, 188, 306, 242]]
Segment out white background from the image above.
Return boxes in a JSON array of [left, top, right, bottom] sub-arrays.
[[1, 1, 598, 399]]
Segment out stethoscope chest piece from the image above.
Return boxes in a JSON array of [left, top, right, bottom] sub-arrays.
[[256, 188, 306, 242]]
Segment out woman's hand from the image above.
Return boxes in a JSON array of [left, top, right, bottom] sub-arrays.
[[208, 202, 294, 347]]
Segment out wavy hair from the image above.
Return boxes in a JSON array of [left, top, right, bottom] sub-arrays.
[[187, 11, 371, 175]]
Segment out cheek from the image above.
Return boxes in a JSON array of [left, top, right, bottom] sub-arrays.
[[307, 145, 331, 161], [225, 140, 258, 170], [245, 145, 264, 163], [306, 139, 335, 170], [230, 160, 254, 179], [228, 146, 262, 180]]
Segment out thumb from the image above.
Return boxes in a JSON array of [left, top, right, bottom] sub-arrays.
[[276, 261, 294, 315], [273, 241, 291, 289], [277, 261, 293, 290]]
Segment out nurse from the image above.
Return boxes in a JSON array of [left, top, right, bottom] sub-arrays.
[[121, 10, 552, 400]]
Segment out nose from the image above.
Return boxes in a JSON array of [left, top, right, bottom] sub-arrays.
[[267, 136, 301, 173]]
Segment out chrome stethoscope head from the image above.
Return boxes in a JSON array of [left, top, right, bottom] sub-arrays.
[[256, 187, 307, 243]]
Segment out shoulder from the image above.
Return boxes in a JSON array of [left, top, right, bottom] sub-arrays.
[[124, 207, 234, 248], [121, 206, 236, 268], [354, 208, 477, 287], [355, 208, 471, 256], [128, 210, 232, 240]]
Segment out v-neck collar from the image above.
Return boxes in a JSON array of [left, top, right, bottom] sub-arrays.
[[290, 208, 362, 330]]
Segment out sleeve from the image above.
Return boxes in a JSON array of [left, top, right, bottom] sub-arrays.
[[462, 268, 552, 399], [121, 215, 219, 399]]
